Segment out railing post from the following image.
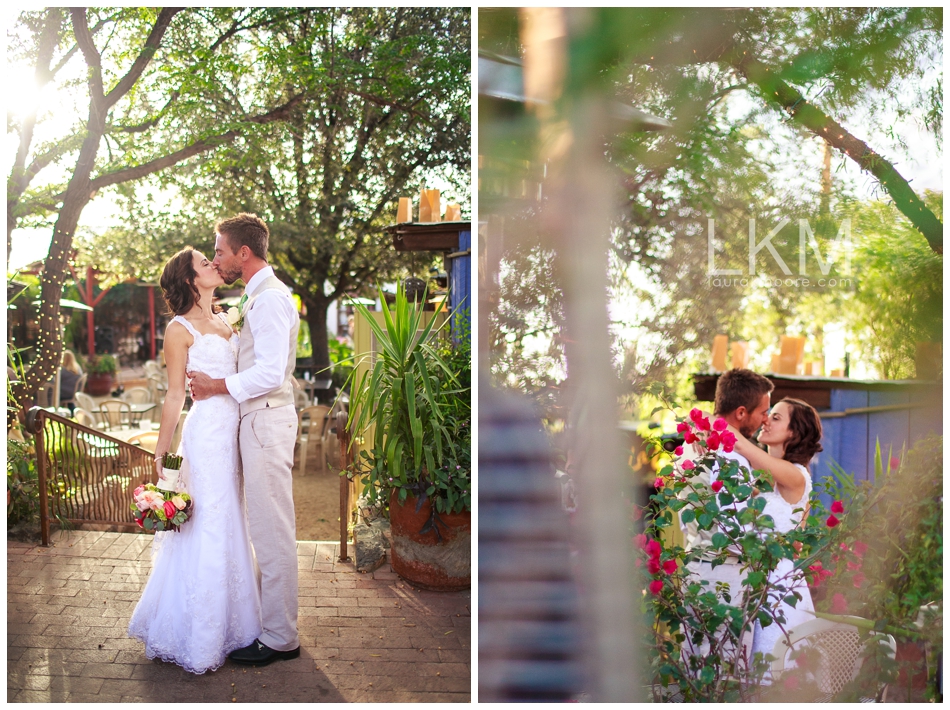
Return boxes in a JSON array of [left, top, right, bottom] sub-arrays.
[[26, 408, 51, 547], [338, 410, 351, 562]]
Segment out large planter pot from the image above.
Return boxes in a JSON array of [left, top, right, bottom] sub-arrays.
[[84, 373, 115, 396], [389, 490, 470, 591]]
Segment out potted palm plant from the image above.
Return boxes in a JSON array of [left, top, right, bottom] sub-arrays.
[[84, 354, 117, 396], [346, 283, 470, 591]]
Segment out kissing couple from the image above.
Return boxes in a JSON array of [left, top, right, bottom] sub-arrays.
[[128, 213, 302, 673]]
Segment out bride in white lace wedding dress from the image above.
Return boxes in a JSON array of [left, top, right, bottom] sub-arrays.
[[128, 248, 261, 674], [730, 398, 824, 666]]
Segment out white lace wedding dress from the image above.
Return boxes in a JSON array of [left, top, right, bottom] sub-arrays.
[[128, 314, 261, 674], [750, 462, 815, 665]]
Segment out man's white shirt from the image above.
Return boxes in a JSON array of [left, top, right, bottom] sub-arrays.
[[224, 266, 297, 404]]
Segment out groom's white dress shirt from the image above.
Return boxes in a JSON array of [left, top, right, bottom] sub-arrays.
[[224, 266, 298, 403]]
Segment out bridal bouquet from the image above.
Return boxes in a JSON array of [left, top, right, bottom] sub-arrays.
[[130, 454, 193, 532]]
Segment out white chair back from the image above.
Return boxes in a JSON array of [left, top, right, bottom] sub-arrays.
[[121, 386, 152, 404], [771, 616, 897, 701], [74, 391, 98, 413]]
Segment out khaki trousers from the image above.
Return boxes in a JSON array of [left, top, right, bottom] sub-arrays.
[[240, 405, 299, 651]]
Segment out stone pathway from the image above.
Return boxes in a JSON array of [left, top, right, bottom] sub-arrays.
[[7, 530, 470, 702]]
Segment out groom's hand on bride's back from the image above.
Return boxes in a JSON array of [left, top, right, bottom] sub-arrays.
[[187, 370, 226, 400]]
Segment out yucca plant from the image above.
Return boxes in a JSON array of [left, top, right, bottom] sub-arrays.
[[346, 282, 469, 516]]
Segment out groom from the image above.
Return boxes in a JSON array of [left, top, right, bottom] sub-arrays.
[[189, 212, 301, 665], [677, 368, 772, 659]]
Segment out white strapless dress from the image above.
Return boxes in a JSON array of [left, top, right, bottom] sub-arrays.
[[128, 314, 261, 674], [751, 462, 816, 665]]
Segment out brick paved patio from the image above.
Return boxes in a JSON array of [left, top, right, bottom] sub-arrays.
[[7, 530, 470, 702]]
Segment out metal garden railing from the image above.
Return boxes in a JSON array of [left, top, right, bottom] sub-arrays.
[[25, 407, 157, 546]]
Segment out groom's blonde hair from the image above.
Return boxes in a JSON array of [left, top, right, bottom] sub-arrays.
[[216, 213, 269, 261]]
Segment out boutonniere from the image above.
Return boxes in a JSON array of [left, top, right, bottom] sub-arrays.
[[226, 306, 244, 332]]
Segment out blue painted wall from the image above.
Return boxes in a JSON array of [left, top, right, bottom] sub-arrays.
[[811, 386, 942, 509], [449, 230, 471, 341]]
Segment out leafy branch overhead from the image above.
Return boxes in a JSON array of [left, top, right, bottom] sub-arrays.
[[610, 8, 943, 253]]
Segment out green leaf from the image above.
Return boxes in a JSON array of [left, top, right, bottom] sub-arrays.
[[680, 508, 695, 524]]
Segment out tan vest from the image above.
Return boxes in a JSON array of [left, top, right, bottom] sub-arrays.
[[237, 275, 299, 418]]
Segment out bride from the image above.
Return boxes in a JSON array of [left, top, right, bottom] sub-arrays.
[[728, 397, 824, 665], [128, 247, 261, 674]]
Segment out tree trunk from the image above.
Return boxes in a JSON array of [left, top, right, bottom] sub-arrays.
[[307, 300, 333, 375]]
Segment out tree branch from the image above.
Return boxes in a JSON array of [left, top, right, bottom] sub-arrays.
[[85, 94, 304, 193], [730, 50, 943, 253], [103, 8, 184, 109]]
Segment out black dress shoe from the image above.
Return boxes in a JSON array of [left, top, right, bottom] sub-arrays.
[[229, 639, 301, 666]]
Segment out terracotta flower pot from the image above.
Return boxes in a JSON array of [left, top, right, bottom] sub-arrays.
[[84, 373, 115, 396], [388, 490, 470, 591]]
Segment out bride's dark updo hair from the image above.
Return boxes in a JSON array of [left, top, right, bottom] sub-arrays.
[[160, 247, 201, 315], [780, 397, 824, 466]]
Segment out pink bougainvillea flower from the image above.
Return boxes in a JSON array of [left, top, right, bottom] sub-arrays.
[[783, 675, 800, 691], [846, 560, 862, 572], [645, 539, 662, 558], [684, 431, 698, 444], [711, 480, 724, 493], [713, 417, 728, 432], [647, 557, 662, 575], [852, 572, 866, 588], [831, 500, 844, 514], [674, 446, 684, 456], [662, 559, 678, 575], [839, 542, 849, 550], [677, 421, 690, 434], [632, 505, 643, 521], [706, 432, 721, 450], [807, 562, 833, 586], [654, 477, 665, 489], [681, 460, 696, 471], [634, 558, 643, 568], [689, 408, 703, 423], [720, 430, 736, 453], [889, 456, 900, 470], [831, 593, 849, 614], [826, 514, 840, 528], [697, 417, 711, 432], [852, 540, 868, 557], [649, 579, 664, 595], [634, 533, 648, 550]]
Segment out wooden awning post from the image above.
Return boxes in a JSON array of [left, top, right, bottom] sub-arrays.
[[338, 410, 352, 562]]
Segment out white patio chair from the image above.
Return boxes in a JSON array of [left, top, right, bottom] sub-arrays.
[[770, 616, 897, 702]]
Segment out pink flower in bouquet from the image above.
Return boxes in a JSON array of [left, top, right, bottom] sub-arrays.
[[706, 432, 721, 450], [134, 496, 151, 512], [135, 515, 144, 529], [649, 579, 664, 595], [831, 500, 844, 514], [831, 593, 849, 614], [674, 446, 684, 456], [826, 514, 840, 528], [133, 485, 145, 498], [163, 501, 177, 519], [171, 496, 186, 511], [139, 490, 163, 511], [713, 417, 728, 432], [662, 559, 677, 575], [682, 460, 695, 471], [711, 480, 723, 493]]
